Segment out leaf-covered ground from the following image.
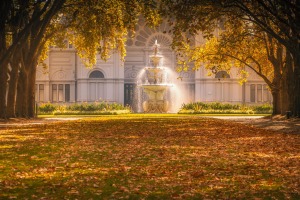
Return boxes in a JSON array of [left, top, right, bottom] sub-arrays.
[[0, 115, 300, 199]]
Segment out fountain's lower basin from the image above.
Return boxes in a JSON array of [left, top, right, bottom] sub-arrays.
[[143, 99, 169, 113], [140, 84, 172, 113]]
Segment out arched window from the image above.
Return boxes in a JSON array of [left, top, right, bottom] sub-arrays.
[[148, 35, 171, 48], [89, 70, 104, 78], [215, 71, 230, 79]]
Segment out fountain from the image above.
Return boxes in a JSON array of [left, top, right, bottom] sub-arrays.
[[138, 40, 173, 113]]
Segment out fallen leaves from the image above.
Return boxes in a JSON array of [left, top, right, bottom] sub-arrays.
[[0, 116, 299, 199]]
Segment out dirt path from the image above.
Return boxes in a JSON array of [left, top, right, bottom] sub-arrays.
[[223, 115, 300, 134], [0, 117, 80, 128]]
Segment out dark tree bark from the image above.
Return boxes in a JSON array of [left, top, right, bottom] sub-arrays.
[[294, 0, 300, 116], [6, 57, 20, 118], [280, 66, 289, 115], [271, 89, 281, 115], [285, 51, 294, 113], [0, 1, 11, 118], [27, 60, 38, 118], [15, 68, 29, 118], [292, 56, 300, 117], [0, 62, 9, 118]]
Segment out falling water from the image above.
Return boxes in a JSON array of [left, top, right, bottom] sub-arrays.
[[134, 41, 190, 113]]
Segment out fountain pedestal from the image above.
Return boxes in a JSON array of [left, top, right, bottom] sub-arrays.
[[142, 85, 169, 113]]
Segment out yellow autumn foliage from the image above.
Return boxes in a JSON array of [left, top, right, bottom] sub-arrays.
[[180, 19, 277, 85]]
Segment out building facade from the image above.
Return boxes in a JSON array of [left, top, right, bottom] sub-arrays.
[[35, 20, 271, 111]]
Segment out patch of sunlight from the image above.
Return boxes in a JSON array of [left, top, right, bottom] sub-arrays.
[[289, 155, 300, 159], [250, 152, 277, 158], [271, 125, 287, 130], [156, 176, 169, 181], [28, 136, 46, 140], [124, 135, 140, 139], [10, 128, 38, 132], [237, 136, 265, 141], [201, 184, 226, 193], [193, 136, 208, 139], [0, 133, 46, 142], [14, 166, 116, 180], [155, 145, 205, 150], [0, 134, 17, 138], [29, 156, 50, 161], [253, 180, 281, 190], [23, 131, 49, 135], [55, 136, 69, 140], [0, 145, 14, 149], [235, 174, 253, 179], [186, 152, 209, 157], [0, 134, 26, 141], [15, 170, 55, 180], [45, 117, 81, 121]]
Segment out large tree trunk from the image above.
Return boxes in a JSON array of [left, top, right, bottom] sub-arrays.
[[7, 62, 19, 118], [285, 50, 297, 117], [16, 69, 29, 118], [271, 89, 281, 115], [0, 1, 10, 119], [293, 56, 300, 117], [6, 59, 21, 118], [0, 62, 8, 118], [22, 72, 29, 118], [270, 74, 282, 115], [293, 0, 300, 117], [280, 69, 289, 115], [15, 72, 23, 117], [285, 47, 300, 117], [27, 62, 37, 118], [0, 26, 8, 118]]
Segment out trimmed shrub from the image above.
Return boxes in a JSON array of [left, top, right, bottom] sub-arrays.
[[38, 101, 131, 115], [38, 103, 57, 113], [252, 104, 273, 114], [179, 102, 272, 114], [53, 110, 131, 115]]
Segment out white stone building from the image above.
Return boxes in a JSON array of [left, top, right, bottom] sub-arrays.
[[35, 20, 271, 111]]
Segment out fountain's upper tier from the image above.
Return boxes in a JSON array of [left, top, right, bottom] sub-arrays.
[[143, 66, 168, 85], [149, 54, 163, 68], [138, 40, 173, 86]]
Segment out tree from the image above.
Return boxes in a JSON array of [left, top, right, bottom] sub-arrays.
[[160, 0, 300, 117], [180, 19, 286, 115], [0, 0, 66, 118], [0, 0, 160, 119]]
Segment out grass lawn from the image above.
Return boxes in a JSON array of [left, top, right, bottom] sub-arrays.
[[38, 113, 270, 118], [0, 115, 299, 199]]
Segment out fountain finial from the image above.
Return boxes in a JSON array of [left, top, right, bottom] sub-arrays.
[[150, 40, 161, 68], [153, 39, 159, 56]]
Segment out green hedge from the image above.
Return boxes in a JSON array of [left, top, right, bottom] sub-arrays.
[[179, 102, 272, 114], [52, 110, 131, 115], [38, 102, 131, 115]]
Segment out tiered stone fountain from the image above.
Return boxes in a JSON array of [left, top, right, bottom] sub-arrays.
[[139, 41, 173, 113]]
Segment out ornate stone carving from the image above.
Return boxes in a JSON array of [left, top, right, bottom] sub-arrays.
[[129, 20, 172, 48]]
